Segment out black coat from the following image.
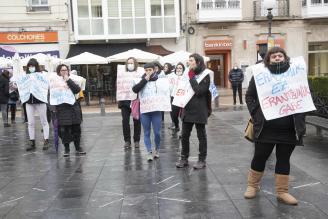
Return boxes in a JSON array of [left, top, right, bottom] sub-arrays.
[[182, 74, 210, 124], [229, 68, 244, 85], [0, 74, 9, 104], [56, 79, 82, 126], [118, 100, 131, 109], [246, 76, 306, 144]]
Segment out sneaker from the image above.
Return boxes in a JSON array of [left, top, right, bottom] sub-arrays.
[[63, 149, 70, 157], [3, 123, 10, 127], [147, 152, 153, 162], [134, 142, 140, 148], [168, 123, 175, 130], [76, 148, 86, 156], [176, 159, 189, 168], [193, 161, 206, 170], [43, 139, 49, 151], [26, 140, 36, 151], [11, 120, 16, 124], [124, 141, 131, 149], [153, 150, 159, 159]]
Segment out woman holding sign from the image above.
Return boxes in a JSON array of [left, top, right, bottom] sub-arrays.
[[55, 64, 86, 157], [132, 62, 171, 161], [175, 54, 210, 170], [24, 58, 50, 151], [118, 57, 141, 149], [244, 47, 308, 205]]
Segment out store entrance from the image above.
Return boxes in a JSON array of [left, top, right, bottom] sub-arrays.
[[207, 54, 226, 87]]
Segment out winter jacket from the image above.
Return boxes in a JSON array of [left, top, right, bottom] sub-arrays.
[[118, 100, 131, 109], [246, 76, 306, 144], [182, 74, 210, 124], [229, 68, 244, 85], [0, 74, 9, 104], [56, 79, 82, 126]]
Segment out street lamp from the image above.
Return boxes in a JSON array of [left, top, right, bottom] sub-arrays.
[[263, 0, 276, 49]]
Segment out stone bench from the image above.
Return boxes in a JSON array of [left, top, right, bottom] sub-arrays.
[[306, 116, 328, 137]]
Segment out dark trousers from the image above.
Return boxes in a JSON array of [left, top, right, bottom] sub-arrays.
[[59, 124, 81, 151], [23, 103, 28, 122], [7, 104, 16, 122], [170, 97, 180, 128], [232, 83, 243, 104], [251, 142, 296, 175], [181, 122, 207, 161], [121, 106, 141, 143]]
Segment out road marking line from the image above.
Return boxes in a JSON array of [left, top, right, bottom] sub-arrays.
[[158, 197, 191, 203], [32, 188, 46, 192], [293, 182, 321, 189], [155, 176, 174, 184], [158, 183, 180, 194], [99, 198, 124, 208], [0, 196, 24, 206]]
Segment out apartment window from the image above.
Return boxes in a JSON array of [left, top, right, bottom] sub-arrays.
[[151, 0, 176, 33], [228, 0, 240, 8], [27, 0, 50, 12], [201, 0, 213, 9], [108, 0, 146, 35], [77, 0, 104, 35], [309, 42, 328, 77]]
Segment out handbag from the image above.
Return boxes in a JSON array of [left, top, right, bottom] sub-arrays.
[[244, 118, 254, 142], [131, 98, 140, 120], [9, 90, 19, 101]]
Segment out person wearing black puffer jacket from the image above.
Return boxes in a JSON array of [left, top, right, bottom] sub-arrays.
[[176, 53, 210, 170], [229, 63, 244, 105], [118, 57, 141, 149], [0, 70, 10, 127], [55, 64, 86, 157], [243, 47, 307, 206]]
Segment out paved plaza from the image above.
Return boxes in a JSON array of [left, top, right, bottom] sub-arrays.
[[0, 107, 327, 218]]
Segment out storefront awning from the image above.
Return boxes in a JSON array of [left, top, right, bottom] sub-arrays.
[[66, 43, 172, 59]]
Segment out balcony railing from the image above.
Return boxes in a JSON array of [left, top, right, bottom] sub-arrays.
[[198, 0, 242, 22], [200, 0, 240, 9], [253, 0, 289, 20]]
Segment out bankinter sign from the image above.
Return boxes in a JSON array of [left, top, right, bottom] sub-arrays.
[[204, 39, 232, 51], [0, 32, 58, 44]]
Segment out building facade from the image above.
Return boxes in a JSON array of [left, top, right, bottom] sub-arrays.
[[188, 0, 328, 88], [0, 0, 70, 59]]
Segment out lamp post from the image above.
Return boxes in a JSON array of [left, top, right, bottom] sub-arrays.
[[263, 0, 275, 50]]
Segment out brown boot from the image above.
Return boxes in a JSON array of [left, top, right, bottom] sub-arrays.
[[244, 169, 264, 199], [275, 174, 298, 205]]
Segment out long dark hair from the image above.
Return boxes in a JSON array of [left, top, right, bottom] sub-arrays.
[[26, 58, 41, 73], [56, 64, 70, 76], [263, 47, 290, 67], [189, 53, 206, 74], [125, 57, 138, 71], [164, 63, 173, 74]]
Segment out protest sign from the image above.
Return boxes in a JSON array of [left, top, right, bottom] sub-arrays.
[[139, 78, 171, 113], [172, 69, 210, 108], [253, 56, 315, 120], [48, 73, 76, 105], [16, 72, 49, 103], [116, 65, 144, 101]]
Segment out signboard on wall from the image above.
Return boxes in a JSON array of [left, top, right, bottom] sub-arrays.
[[0, 31, 58, 44], [0, 44, 60, 59], [204, 39, 233, 51]]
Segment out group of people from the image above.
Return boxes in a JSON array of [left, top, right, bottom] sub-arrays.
[[0, 47, 312, 206]]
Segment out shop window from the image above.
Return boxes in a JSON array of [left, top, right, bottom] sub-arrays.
[[309, 42, 328, 77]]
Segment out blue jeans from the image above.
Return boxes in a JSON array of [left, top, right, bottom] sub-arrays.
[[140, 111, 162, 152]]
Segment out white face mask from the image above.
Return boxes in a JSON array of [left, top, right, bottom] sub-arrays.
[[127, 64, 134, 71], [29, 66, 36, 73], [234, 66, 238, 70]]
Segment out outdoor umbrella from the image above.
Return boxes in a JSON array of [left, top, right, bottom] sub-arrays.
[[160, 50, 210, 66], [107, 48, 160, 63]]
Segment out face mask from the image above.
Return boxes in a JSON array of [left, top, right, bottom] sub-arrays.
[[234, 66, 238, 70], [127, 64, 134, 71], [176, 69, 183, 76], [29, 66, 36, 73]]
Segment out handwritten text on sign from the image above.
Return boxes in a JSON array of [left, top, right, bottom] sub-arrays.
[[116, 65, 144, 101], [139, 78, 171, 114], [172, 70, 210, 108], [16, 73, 49, 104], [253, 56, 315, 120], [48, 73, 76, 105]]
